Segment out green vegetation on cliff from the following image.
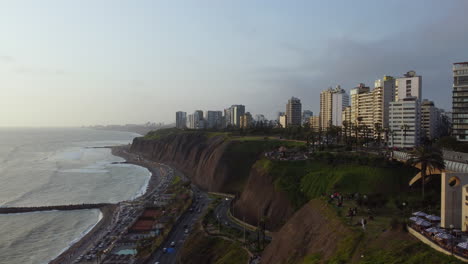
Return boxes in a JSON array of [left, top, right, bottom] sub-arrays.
[[254, 152, 418, 209]]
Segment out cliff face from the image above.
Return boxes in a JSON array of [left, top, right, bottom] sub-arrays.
[[232, 165, 294, 231], [131, 133, 295, 229], [131, 134, 255, 193], [261, 199, 354, 264]]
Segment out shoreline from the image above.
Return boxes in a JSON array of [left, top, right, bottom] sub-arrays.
[[49, 204, 116, 264], [49, 144, 161, 264]]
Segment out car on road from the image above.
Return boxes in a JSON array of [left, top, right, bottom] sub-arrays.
[[184, 229, 189, 234], [170, 241, 176, 247], [162, 247, 167, 253]]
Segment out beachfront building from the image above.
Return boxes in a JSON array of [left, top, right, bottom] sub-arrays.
[[452, 62, 468, 141], [388, 97, 421, 148], [286, 97, 302, 126], [175, 111, 187, 129]]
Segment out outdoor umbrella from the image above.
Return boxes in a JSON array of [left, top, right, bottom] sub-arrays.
[[425, 227, 444, 234], [436, 232, 455, 240], [413, 211, 427, 217], [409, 216, 422, 222], [425, 215, 441, 221], [415, 219, 432, 227], [457, 242, 468, 250]]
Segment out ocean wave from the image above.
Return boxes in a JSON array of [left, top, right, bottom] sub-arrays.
[[47, 209, 102, 264]]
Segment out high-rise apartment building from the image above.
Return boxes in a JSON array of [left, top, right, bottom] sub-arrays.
[[332, 86, 349, 126], [348, 77, 395, 137], [320, 86, 349, 129], [286, 97, 302, 126], [421, 100, 442, 140], [240, 112, 253, 128], [350, 83, 370, 127], [388, 97, 421, 148], [375, 76, 396, 128], [224, 108, 231, 128], [205, 111, 223, 129], [187, 110, 204, 129], [175, 111, 187, 129], [187, 114, 195, 129], [396, 71, 422, 101], [227, 105, 245, 127], [309, 116, 320, 132], [342, 106, 351, 126], [452, 62, 468, 141]]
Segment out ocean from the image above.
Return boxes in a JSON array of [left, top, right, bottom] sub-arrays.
[[0, 128, 151, 264]]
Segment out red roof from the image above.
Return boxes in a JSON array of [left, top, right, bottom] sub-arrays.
[[142, 209, 163, 218]]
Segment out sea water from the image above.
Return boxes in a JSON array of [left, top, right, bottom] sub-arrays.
[[0, 128, 151, 264]]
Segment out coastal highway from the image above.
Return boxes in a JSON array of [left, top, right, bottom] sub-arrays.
[[146, 186, 210, 264]]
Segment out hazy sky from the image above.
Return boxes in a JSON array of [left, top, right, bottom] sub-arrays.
[[1, 0, 467, 127]]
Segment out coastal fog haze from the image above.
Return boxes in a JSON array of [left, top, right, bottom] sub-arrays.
[[1, 1, 468, 264], [0, 0, 467, 127]]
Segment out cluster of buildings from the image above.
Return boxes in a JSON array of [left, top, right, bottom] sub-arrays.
[[310, 70, 451, 148], [176, 105, 249, 129], [175, 62, 468, 148]]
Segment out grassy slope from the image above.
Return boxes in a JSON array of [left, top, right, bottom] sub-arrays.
[[178, 229, 248, 264], [295, 199, 464, 264], [254, 154, 418, 210]]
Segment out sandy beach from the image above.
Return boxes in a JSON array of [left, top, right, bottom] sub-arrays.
[[48, 145, 162, 264]]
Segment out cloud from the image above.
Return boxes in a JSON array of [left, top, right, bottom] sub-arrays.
[[252, 2, 468, 113]]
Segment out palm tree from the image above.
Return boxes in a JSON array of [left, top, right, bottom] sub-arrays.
[[342, 121, 349, 145], [374, 122, 382, 147], [406, 146, 445, 199]]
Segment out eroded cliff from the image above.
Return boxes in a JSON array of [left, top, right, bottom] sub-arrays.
[[130, 133, 294, 229]]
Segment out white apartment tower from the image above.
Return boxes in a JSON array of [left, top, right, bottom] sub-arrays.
[[228, 105, 245, 127], [320, 86, 349, 129], [331, 86, 349, 127], [175, 111, 187, 129], [388, 97, 421, 148], [396, 71, 422, 101]]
